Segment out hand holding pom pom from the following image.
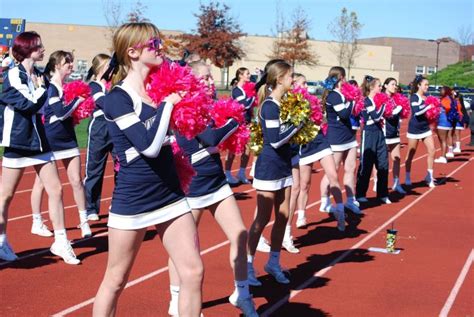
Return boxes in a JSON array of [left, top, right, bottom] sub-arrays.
[[242, 82, 258, 108], [146, 61, 213, 139], [392, 93, 410, 119], [211, 98, 250, 154], [424, 96, 441, 125], [291, 87, 323, 125], [63, 80, 95, 125]]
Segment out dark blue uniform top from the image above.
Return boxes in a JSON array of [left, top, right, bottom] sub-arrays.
[[104, 83, 184, 215], [0, 64, 48, 151], [361, 96, 385, 132], [176, 119, 238, 197], [384, 98, 403, 139], [89, 81, 106, 112], [43, 82, 81, 151], [408, 94, 431, 135], [325, 90, 356, 146], [231, 86, 255, 123]]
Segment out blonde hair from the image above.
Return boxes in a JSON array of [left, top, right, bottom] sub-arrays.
[[257, 61, 292, 107], [111, 22, 160, 85], [87, 53, 111, 81]]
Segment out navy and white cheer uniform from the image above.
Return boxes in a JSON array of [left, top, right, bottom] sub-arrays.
[[252, 97, 299, 191], [407, 94, 432, 139], [0, 64, 53, 168], [290, 143, 300, 167], [176, 119, 239, 209], [231, 85, 255, 123], [104, 82, 189, 229], [356, 97, 388, 198], [325, 89, 357, 151], [43, 81, 82, 160], [384, 98, 403, 144], [299, 132, 332, 166], [84, 81, 114, 216]]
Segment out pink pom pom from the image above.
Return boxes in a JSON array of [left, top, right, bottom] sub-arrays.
[[146, 61, 213, 140], [353, 97, 365, 117], [321, 123, 328, 135], [211, 98, 250, 154], [374, 93, 389, 110], [63, 80, 95, 125], [105, 81, 112, 91], [171, 139, 196, 194], [242, 82, 258, 108], [393, 93, 410, 119], [341, 82, 362, 101], [425, 96, 441, 125], [291, 87, 323, 125]]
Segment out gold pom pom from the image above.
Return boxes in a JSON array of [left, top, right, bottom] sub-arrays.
[[280, 92, 320, 145], [249, 122, 263, 155]]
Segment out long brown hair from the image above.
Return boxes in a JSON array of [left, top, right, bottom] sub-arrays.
[[321, 66, 346, 108], [361, 75, 380, 97], [257, 61, 292, 107], [410, 75, 427, 95], [111, 22, 160, 85]]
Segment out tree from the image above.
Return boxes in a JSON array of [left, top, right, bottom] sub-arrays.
[[179, 1, 246, 87], [270, 5, 318, 68], [328, 7, 362, 77], [457, 25, 474, 45], [102, 0, 123, 39], [125, 0, 150, 23]]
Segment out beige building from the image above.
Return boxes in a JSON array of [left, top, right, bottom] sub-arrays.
[[25, 22, 398, 86], [359, 37, 461, 85]]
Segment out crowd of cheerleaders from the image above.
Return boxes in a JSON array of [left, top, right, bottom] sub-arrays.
[[0, 25, 469, 317]]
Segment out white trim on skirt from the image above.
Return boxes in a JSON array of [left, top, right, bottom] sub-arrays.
[[385, 137, 401, 145], [407, 130, 432, 140], [299, 148, 333, 166], [108, 198, 191, 230], [187, 184, 233, 209], [253, 175, 293, 191], [330, 140, 358, 152], [2, 152, 54, 168], [52, 147, 81, 160], [437, 126, 453, 130]]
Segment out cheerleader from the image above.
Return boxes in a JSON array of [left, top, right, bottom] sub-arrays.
[[30, 50, 92, 239], [323, 67, 361, 214], [167, 61, 258, 317], [0, 32, 80, 264], [247, 60, 300, 285], [435, 86, 455, 163], [286, 74, 345, 254], [224, 67, 255, 184], [451, 91, 465, 154], [93, 23, 203, 317], [381, 78, 406, 194], [405, 75, 436, 187], [355, 76, 390, 204], [83, 53, 112, 221]]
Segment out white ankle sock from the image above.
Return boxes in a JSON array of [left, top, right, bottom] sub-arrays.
[[0, 233, 6, 245], [455, 142, 461, 149], [170, 285, 180, 302], [284, 225, 291, 239], [79, 210, 88, 221], [54, 229, 67, 243], [247, 254, 254, 264], [448, 146, 454, 153], [296, 209, 305, 220], [321, 196, 329, 206], [234, 280, 250, 299], [32, 213, 42, 224], [427, 169, 434, 179]]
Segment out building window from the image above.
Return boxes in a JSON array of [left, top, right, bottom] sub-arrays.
[[427, 66, 436, 75], [415, 65, 425, 74]]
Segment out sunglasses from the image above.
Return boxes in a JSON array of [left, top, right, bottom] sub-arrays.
[[133, 37, 162, 51]]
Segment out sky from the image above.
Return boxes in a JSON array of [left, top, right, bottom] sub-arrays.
[[1, 0, 473, 42]]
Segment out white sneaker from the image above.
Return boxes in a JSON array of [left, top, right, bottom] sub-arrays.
[[446, 152, 455, 158], [87, 213, 99, 221], [380, 197, 392, 204], [319, 200, 331, 213], [296, 217, 307, 228], [229, 294, 259, 317], [31, 221, 53, 237], [247, 263, 262, 286], [282, 237, 300, 254], [331, 206, 346, 232], [434, 157, 447, 164], [226, 174, 239, 185], [168, 299, 178, 317], [424, 174, 436, 188], [453, 147, 461, 153], [0, 242, 18, 262], [50, 240, 80, 265], [393, 184, 406, 195], [345, 200, 363, 215], [356, 197, 369, 203], [264, 262, 290, 284], [256, 236, 271, 253], [78, 220, 92, 238]]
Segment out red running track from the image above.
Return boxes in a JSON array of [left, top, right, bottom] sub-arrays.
[[1, 126, 473, 317]]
